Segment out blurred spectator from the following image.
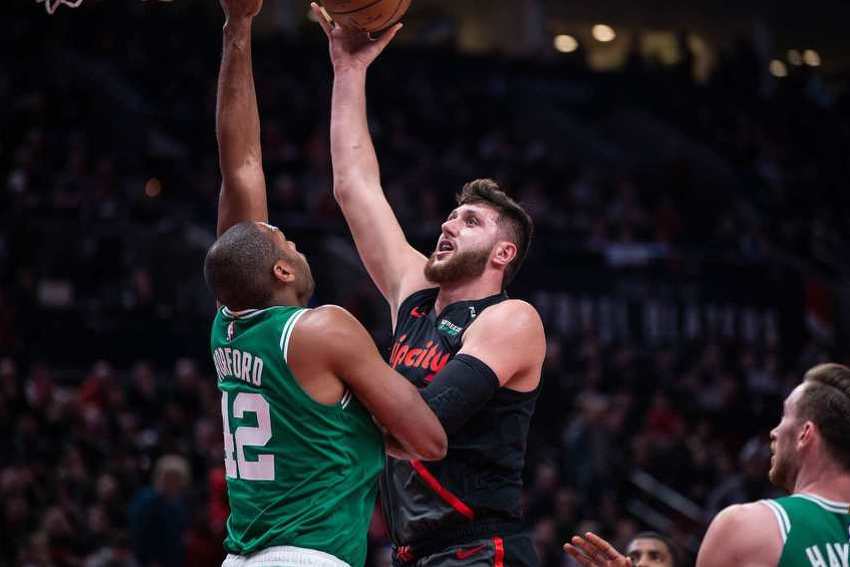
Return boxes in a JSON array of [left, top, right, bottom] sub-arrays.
[[128, 455, 191, 567]]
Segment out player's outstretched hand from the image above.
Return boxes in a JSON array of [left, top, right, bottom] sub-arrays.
[[220, 0, 263, 21], [311, 2, 402, 73], [564, 533, 632, 567]]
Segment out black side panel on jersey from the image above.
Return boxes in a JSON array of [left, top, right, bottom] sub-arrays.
[[380, 288, 540, 548]]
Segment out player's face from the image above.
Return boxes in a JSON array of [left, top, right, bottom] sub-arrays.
[[768, 384, 806, 492], [626, 538, 674, 567], [425, 204, 500, 284], [260, 223, 315, 303]]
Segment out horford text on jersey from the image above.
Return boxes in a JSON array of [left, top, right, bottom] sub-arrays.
[[212, 347, 264, 386]]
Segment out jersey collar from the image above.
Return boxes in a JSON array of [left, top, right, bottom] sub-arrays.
[[794, 493, 850, 513], [222, 306, 273, 320], [432, 291, 508, 322]]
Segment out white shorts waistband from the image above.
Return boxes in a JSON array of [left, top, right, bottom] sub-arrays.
[[223, 546, 350, 567]]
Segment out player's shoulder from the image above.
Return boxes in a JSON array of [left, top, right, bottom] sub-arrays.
[[715, 501, 776, 528], [465, 299, 545, 362], [288, 305, 373, 362], [297, 305, 357, 330], [499, 298, 542, 317], [699, 501, 781, 566], [297, 304, 374, 341], [476, 299, 544, 333]]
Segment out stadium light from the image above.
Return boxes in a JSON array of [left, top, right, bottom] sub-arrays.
[[769, 60, 788, 78], [554, 34, 579, 53], [592, 24, 616, 43]]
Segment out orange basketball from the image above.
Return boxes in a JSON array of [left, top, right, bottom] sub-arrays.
[[321, 0, 412, 33]]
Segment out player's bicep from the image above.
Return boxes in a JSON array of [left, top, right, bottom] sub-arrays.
[[458, 301, 545, 388], [336, 332, 423, 429], [217, 170, 268, 236], [309, 307, 446, 459], [329, 316, 408, 420], [334, 182, 429, 306]]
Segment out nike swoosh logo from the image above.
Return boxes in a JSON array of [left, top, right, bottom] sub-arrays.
[[455, 544, 488, 560], [410, 306, 427, 318]]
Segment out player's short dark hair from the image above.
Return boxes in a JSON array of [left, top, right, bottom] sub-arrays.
[[800, 363, 850, 471], [204, 222, 286, 310], [457, 179, 533, 287], [627, 531, 679, 567]]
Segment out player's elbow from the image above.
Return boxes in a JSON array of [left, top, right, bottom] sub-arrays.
[[332, 179, 358, 205], [332, 176, 373, 207]]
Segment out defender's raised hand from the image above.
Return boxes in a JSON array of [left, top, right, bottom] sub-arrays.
[[311, 2, 402, 72], [219, 0, 263, 21], [564, 533, 632, 567]]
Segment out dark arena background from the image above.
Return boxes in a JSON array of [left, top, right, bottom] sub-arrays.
[[3, 0, 850, 565]]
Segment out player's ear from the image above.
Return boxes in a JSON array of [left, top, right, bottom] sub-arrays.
[[272, 260, 296, 284], [798, 420, 815, 448], [492, 241, 518, 269]]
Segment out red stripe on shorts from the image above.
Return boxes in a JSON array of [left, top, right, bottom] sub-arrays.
[[493, 537, 505, 567], [410, 460, 475, 520]]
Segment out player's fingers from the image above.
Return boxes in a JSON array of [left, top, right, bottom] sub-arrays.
[[572, 536, 606, 564], [563, 544, 596, 567], [310, 2, 333, 37], [585, 533, 625, 562], [370, 22, 403, 48]]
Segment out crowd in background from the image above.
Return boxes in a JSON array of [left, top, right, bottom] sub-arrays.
[[0, 339, 833, 566], [2, 3, 848, 566]]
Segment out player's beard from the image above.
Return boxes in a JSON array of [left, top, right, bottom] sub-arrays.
[[768, 442, 800, 493], [424, 244, 491, 284]]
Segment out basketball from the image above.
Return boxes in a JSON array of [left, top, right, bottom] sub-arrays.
[[321, 0, 412, 33]]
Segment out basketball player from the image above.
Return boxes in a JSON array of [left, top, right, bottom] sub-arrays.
[[207, 0, 449, 565], [564, 363, 850, 567], [313, 5, 547, 566]]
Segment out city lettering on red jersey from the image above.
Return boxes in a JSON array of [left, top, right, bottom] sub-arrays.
[[389, 334, 450, 382]]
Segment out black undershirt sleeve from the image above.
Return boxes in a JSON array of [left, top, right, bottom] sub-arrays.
[[420, 354, 500, 435]]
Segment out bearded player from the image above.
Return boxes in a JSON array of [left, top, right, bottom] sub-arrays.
[[314, 5, 547, 566], [206, 1, 450, 565], [564, 363, 850, 567]]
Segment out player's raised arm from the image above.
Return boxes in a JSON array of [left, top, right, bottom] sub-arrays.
[[312, 4, 431, 313], [289, 305, 447, 461], [216, 0, 267, 237]]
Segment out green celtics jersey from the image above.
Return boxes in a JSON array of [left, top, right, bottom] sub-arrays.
[[763, 494, 850, 567], [210, 306, 384, 566]]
